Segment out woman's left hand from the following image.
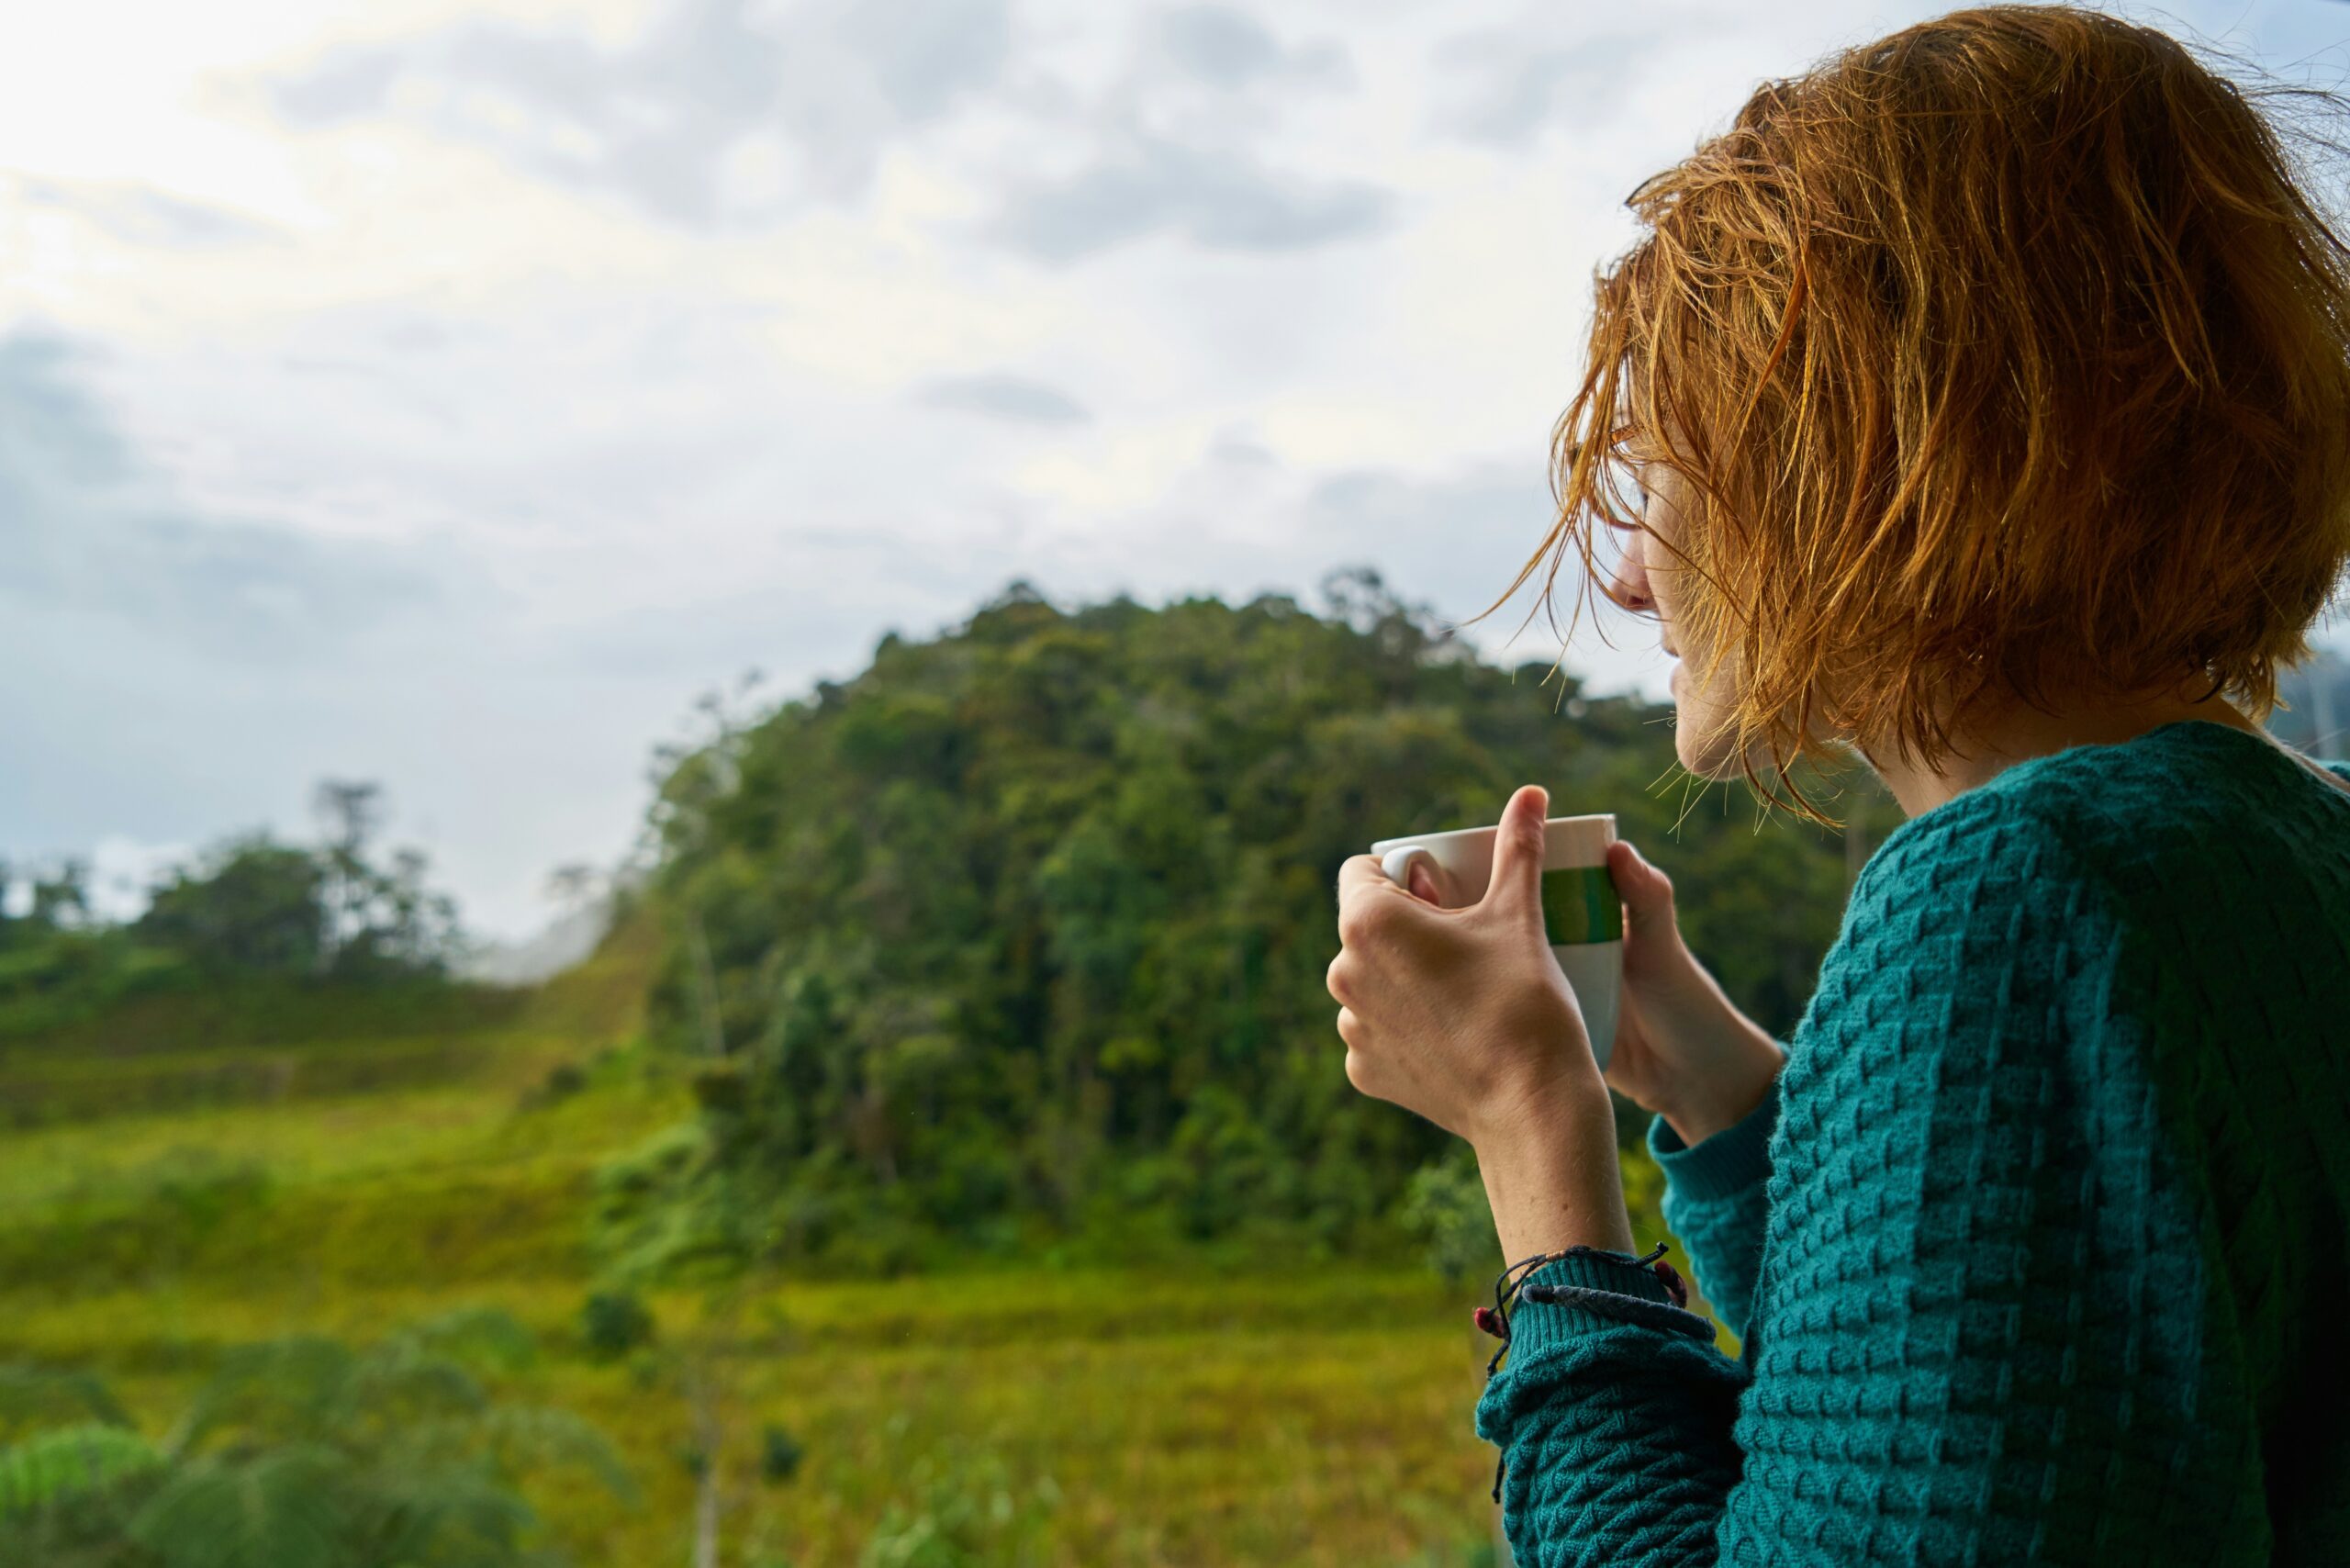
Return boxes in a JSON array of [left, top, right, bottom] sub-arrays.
[[1326, 784, 1610, 1148]]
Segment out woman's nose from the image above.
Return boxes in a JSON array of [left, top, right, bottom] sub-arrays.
[[1607, 529, 1654, 615]]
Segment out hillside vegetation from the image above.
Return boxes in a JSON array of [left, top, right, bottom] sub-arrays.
[[639, 576, 1871, 1272]]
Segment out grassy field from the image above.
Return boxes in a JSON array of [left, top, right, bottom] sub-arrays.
[[0, 931, 1705, 1566]]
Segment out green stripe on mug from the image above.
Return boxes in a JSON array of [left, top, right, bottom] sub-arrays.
[[1540, 865, 1621, 945]]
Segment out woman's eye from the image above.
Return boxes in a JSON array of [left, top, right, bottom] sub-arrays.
[[1605, 489, 1647, 529]]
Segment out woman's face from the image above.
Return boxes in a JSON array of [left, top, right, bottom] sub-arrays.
[[1606, 453, 1747, 779]]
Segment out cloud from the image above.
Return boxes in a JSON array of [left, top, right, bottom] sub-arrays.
[[268, 45, 406, 122], [1206, 428, 1279, 469], [988, 132, 1393, 262], [1430, 29, 1651, 145], [975, 6, 1380, 263], [17, 178, 281, 249], [261, 0, 1386, 262], [0, 330, 442, 662], [268, 0, 1013, 227], [915, 373, 1092, 425], [1154, 6, 1351, 90], [1302, 461, 1555, 608]]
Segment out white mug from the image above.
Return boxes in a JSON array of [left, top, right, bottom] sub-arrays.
[[1368, 814, 1622, 1070]]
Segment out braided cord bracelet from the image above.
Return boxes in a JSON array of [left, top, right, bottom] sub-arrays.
[[1473, 1241, 1718, 1504]]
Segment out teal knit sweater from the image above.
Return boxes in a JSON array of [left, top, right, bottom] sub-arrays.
[[1474, 719, 2350, 1565]]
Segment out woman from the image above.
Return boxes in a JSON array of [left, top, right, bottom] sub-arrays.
[[1326, 7, 2350, 1564]]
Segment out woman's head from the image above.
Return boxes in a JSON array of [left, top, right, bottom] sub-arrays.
[[1494, 4, 2350, 822]]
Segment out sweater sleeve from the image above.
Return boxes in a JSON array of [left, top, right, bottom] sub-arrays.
[[1643, 1070, 1781, 1342], [1473, 803, 2254, 1566]]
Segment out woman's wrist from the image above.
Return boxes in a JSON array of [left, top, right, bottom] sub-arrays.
[[1658, 1026, 1785, 1148], [1472, 1082, 1636, 1260]]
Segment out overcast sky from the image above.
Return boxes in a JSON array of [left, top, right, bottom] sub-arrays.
[[6, 0, 2349, 939]]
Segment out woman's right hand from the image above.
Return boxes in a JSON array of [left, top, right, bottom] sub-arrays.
[[1600, 838, 1787, 1147]]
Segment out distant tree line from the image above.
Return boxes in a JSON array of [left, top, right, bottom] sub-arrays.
[[0, 781, 464, 1037], [634, 573, 1876, 1269]]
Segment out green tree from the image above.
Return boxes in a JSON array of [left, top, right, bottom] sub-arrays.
[[27, 858, 92, 931], [136, 837, 326, 975]]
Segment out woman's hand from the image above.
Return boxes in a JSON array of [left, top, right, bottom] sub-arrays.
[[1326, 784, 1607, 1148], [1599, 838, 1786, 1146], [1329, 784, 1633, 1259]]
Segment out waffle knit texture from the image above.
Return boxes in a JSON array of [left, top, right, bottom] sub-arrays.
[[1474, 720, 2350, 1565]]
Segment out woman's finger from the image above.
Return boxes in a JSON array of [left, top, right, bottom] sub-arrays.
[[1610, 839, 1677, 937], [1336, 855, 1426, 947], [1335, 853, 1400, 907]]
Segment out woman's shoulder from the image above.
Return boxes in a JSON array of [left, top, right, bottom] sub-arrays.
[[1825, 720, 2350, 1064], [1852, 719, 2350, 923], [1841, 764, 2105, 946]]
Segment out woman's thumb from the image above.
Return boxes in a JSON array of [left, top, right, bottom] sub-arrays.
[[1483, 784, 1550, 915], [1611, 840, 1677, 937]]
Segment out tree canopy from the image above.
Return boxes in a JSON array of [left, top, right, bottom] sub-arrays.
[[640, 576, 1874, 1266]]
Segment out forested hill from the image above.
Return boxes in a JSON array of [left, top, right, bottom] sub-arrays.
[[638, 575, 1867, 1264]]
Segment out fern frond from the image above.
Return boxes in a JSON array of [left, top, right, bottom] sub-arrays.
[[0, 1423, 163, 1516], [475, 1405, 640, 1504], [127, 1444, 351, 1568], [166, 1337, 356, 1456], [397, 1305, 540, 1374]]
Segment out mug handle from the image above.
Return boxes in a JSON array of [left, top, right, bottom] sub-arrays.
[[1380, 845, 1438, 898]]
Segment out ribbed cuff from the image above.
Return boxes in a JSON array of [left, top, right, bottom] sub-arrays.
[[1645, 1065, 1783, 1203], [1502, 1248, 1681, 1362]]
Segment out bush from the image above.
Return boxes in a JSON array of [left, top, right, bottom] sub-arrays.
[[760, 1424, 803, 1484], [579, 1290, 657, 1361], [1396, 1154, 1498, 1287], [518, 1058, 589, 1113]]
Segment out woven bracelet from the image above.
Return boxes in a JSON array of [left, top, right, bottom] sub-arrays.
[[1475, 1241, 1715, 1505], [1516, 1281, 1719, 1341], [1473, 1243, 1700, 1375]]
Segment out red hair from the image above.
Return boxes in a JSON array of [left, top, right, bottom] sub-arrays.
[[1486, 5, 2350, 823]]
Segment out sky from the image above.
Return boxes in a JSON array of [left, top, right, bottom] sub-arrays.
[[6, 0, 2350, 940]]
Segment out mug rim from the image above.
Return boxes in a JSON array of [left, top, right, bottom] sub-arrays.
[[1370, 812, 1614, 856]]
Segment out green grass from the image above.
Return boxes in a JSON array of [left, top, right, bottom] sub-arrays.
[[0, 927, 1694, 1566], [0, 1269, 1513, 1566]]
